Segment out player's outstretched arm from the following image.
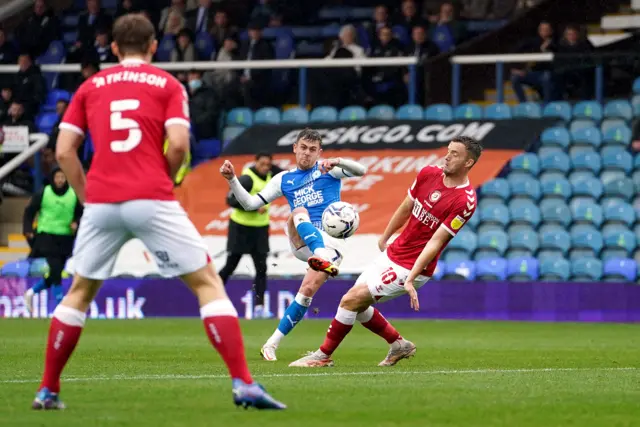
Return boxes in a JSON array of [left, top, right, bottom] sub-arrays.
[[221, 160, 284, 210], [165, 124, 190, 181], [56, 129, 87, 204], [378, 196, 413, 251], [326, 157, 367, 179]]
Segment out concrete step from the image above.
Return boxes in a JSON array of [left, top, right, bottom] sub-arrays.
[[8, 233, 28, 249], [0, 247, 29, 265]]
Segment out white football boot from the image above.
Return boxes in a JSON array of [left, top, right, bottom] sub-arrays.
[[288, 350, 335, 367], [378, 339, 416, 366]]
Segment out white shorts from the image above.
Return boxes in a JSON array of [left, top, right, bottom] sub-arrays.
[[284, 227, 347, 267], [356, 251, 431, 304], [72, 200, 209, 280]]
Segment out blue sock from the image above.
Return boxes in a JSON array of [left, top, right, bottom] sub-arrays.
[[296, 221, 325, 254], [52, 285, 64, 305], [277, 293, 312, 336], [31, 279, 47, 293]]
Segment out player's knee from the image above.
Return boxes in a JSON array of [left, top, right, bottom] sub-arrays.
[[340, 290, 360, 311], [292, 207, 309, 216]]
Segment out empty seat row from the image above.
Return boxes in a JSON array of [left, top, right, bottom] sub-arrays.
[[540, 126, 632, 151]]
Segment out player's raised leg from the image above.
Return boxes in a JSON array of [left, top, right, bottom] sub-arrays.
[[291, 207, 339, 277]]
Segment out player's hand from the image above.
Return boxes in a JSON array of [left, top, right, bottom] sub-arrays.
[[404, 280, 419, 311], [70, 222, 78, 233], [319, 158, 340, 173], [378, 236, 388, 252], [220, 160, 236, 181]]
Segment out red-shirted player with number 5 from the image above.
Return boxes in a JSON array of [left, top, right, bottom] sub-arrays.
[[31, 14, 285, 410], [290, 136, 482, 368]]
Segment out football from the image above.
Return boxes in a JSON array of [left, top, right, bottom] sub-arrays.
[[321, 201, 360, 239]]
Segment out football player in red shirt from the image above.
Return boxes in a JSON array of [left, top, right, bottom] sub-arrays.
[[289, 136, 482, 368], [32, 14, 285, 411]]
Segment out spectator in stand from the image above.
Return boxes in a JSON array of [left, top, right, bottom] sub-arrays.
[[205, 34, 242, 109], [555, 25, 594, 100], [404, 25, 439, 104], [429, 2, 466, 52], [510, 21, 556, 103], [460, 0, 491, 19], [73, 0, 113, 62], [187, 69, 220, 140], [186, 0, 216, 34], [369, 5, 391, 47], [15, 0, 60, 57], [367, 26, 405, 106], [159, 0, 186, 33], [210, 10, 237, 47], [13, 53, 46, 121], [394, 0, 428, 34], [269, 13, 283, 28], [0, 29, 16, 90], [43, 100, 70, 177], [115, 0, 137, 19], [0, 86, 12, 122], [84, 28, 117, 63], [326, 25, 366, 75], [239, 21, 274, 108], [2, 101, 36, 133], [61, 60, 99, 93], [162, 8, 187, 37], [250, 0, 276, 28], [171, 28, 197, 62]]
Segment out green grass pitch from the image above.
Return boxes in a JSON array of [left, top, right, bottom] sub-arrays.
[[1, 318, 640, 427]]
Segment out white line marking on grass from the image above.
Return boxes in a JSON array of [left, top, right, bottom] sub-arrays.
[[2, 367, 638, 385]]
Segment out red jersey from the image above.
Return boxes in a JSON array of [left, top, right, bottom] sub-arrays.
[[387, 165, 476, 276], [59, 58, 190, 203]]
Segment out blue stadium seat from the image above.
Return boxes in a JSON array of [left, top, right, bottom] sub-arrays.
[[633, 77, 640, 94], [568, 170, 596, 184], [222, 126, 245, 142], [604, 202, 636, 227], [603, 258, 637, 282], [454, 103, 482, 120], [156, 35, 175, 62], [601, 147, 633, 173], [543, 101, 571, 121], [310, 106, 338, 122], [396, 104, 423, 120], [570, 127, 602, 151], [272, 34, 295, 93], [432, 260, 445, 280], [29, 258, 49, 277], [603, 178, 634, 202], [479, 204, 510, 228], [320, 25, 341, 38], [540, 177, 571, 200], [368, 105, 395, 120], [540, 199, 571, 227], [571, 202, 604, 227], [475, 258, 507, 280], [291, 26, 323, 38], [194, 138, 221, 160], [570, 225, 603, 259], [37, 40, 65, 64], [601, 118, 627, 134], [43, 89, 71, 112], [571, 258, 603, 281], [392, 25, 410, 45], [447, 228, 478, 254], [512, 102, 541, 119], [509, 153, 540, 177], [484, 103, 511, 119], [506, 257, 539, 281], [570, 151, 601, 174], [467, 210, 480, 230], [509, 200, 541, 228], [442, 250, 472, 262], [604, 100, 632, 120], [633, 95, 640, 116], [475, 230, 508, 259], [425, 104, 453, 121], [539, 151, 570, 174], [442, 260, 476, 280], [633, 170, 640, 193], [539, 258, 571, 281], [1, 260, 30, 278], [572, 100, 603, 121], [569, 119, 597, 133], [540, 127, 570, 150], [603, 229, 636, 256], [571, 177, 603, 200], [195, 33, 215, 60], [282, 107, 309, 124], [36, 112, 59, 134], [508, 228, 539, 255], [254, 107, 281, 124], [480, 178, 510, 201], [602, 124, 631, 148], [227, 107, 253, 126], [636, 153, 640, 170], [509, 176, 541, 201], [539, 227, 571, 255], [636, 223, 640, 243], [297, 42, 328, 56], [339, 106, 366, 121], [62, 14, 79, 27]]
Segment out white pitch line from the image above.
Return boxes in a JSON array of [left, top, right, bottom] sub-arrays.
[[2, 367, 638, 385]]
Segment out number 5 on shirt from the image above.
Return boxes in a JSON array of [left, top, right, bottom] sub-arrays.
[[110, 99, 141, 153]]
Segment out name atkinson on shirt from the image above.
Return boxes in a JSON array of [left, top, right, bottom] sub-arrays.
[[91, 70, 168, 89]]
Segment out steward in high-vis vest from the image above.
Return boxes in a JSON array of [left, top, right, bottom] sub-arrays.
[[219, 152, 283, 319], [163, 139, 191, 186], [23, 167, 83, 312]]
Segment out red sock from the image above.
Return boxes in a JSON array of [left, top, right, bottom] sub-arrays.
[[201, 300, 252, 384], [320, 318, 353, 356], [40, 307, 86, 393], [361, 308, 400, 344]]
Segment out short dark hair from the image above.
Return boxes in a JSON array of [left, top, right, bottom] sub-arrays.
[[452, 136, 482, 166], [295, 128, 322, 145], [255, 152, 272, 161], [112, 13, 155, 56]]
